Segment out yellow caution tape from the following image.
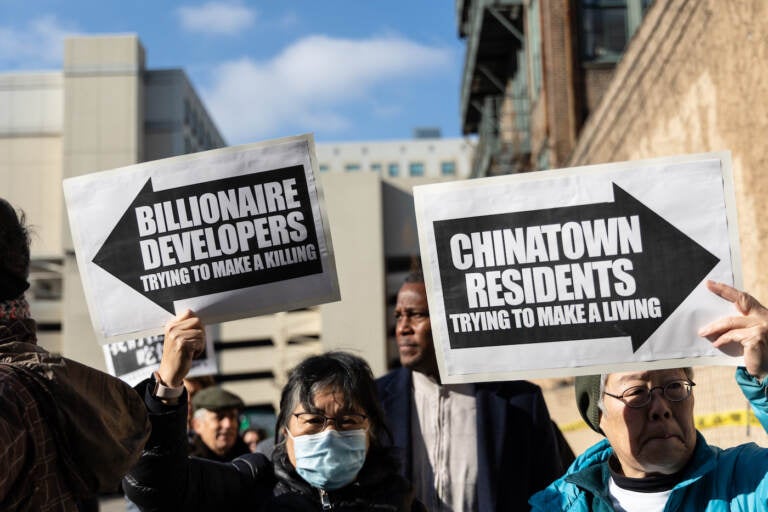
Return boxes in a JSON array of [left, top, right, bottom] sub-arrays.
[[560, 410, 761, 433], [694, 410, 762, 430]]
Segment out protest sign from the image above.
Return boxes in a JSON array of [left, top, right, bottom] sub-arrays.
[[414, 152, 741, 383], [65, 134, 339, 342], [102, 329, 217, 387]]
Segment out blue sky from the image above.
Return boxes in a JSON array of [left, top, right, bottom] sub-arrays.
[[0, 1, 466, 145]]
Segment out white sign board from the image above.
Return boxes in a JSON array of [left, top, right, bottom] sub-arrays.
[[102, 329, 217, 387], [414, 152, 741, 383], [65, 134, 339, 342]]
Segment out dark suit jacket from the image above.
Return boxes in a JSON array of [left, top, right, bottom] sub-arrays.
[[376, 367, 570, 512]]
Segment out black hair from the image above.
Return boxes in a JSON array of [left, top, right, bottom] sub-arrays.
[[0, 198, 31, 300], [404, 269, 424, 284], [275, 351, 391, 447], [242, 427, 268, 438]]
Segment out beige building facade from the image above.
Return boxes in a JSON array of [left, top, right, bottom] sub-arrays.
[[316, 137, 474, 179]]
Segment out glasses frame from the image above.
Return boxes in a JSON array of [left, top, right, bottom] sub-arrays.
[[604, 379, 696, 408], [291, 412, 368, 434]]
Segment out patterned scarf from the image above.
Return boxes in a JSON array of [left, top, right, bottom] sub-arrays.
[[0, 296, 30, 321]]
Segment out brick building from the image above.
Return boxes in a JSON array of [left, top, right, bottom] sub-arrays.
[[458, 0, 768, 453]]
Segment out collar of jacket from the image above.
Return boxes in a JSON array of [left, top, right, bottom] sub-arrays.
[[565, 432, 714, 506], [0, 318, 36, 345]]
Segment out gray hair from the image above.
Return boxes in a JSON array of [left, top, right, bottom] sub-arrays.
[[193, 407, 210, 421]]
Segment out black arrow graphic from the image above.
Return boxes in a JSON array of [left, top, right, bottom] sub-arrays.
[[433, 183, 719, 352], [93, 165, 323, 313]]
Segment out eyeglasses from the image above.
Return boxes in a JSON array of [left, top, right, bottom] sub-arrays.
[[604, 380, 695, 408], [292, 412, 368, 435]]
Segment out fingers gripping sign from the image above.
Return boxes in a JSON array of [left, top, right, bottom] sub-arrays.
[[158, 309, 206, 388], [699, 280, 768, 381]]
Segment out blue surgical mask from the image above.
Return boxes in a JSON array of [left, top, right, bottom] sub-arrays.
[[287, 428, 368, 490]]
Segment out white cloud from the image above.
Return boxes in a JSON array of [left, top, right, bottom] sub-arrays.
[[177, 2, 256, 35], [203, 35, 454, 143], [0, 15, 79, 68]]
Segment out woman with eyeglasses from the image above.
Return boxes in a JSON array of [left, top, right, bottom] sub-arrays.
[[124, 310, 425, 511]]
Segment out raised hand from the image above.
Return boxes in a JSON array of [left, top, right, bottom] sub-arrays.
[[699, 280, 768, 381], [157, 309, 206, 387]]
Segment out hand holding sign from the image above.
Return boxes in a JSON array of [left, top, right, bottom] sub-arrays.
[[158, 309, 206, 387], [700, 280, 768, 381]]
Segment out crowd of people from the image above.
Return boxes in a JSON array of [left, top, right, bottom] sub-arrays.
[[3, 194, 768, 511]]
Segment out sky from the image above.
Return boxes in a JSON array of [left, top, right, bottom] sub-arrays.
[[0, 1, 467, 145]]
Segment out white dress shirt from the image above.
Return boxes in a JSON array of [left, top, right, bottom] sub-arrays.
[[410, 371, 478, 512]]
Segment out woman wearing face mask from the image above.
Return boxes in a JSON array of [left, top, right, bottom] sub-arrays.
[[124, 311, 425, 511]]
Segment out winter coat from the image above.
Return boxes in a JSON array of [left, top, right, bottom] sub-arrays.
[[376, 367, 572, 511], [0, 319, 150, 511]]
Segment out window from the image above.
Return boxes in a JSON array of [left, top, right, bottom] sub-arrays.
[[388, 163, 399, 177], [370, 163, 382, 173], [578, 0, 653, 63], [440, 161, 456, 176], [409, 162, 425, 177], [319, 164, 329, 172], [183, 99, 191, 124], [344, 163, 361, 172]]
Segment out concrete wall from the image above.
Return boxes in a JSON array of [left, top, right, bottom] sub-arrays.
[[0, 72, 63, 256], [62, 35, 146, 370], [319, 172, 387, 376], [62, 35, 145, 185]]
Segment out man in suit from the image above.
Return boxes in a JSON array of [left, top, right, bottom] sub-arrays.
[[376, 270, 572, 511]]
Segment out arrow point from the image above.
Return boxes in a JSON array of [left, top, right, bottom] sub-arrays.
[[154, 297, 176, 315], [611, 183, 640, 208], [140, 177, 154, 194]]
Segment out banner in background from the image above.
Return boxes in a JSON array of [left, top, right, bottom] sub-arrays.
[[102, 329, 217, 387]]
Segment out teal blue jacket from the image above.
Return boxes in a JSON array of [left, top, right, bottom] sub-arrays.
[[530, 368, 768, 511]]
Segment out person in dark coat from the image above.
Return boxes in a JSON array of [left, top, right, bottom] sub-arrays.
[[0, 198, 149, 511], [123, 311, 425, 511], [376, 270, 573, 511]]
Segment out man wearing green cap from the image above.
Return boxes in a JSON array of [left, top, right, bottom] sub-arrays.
[[190, 386, 250, 462], [530, 280, 768, 511]]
